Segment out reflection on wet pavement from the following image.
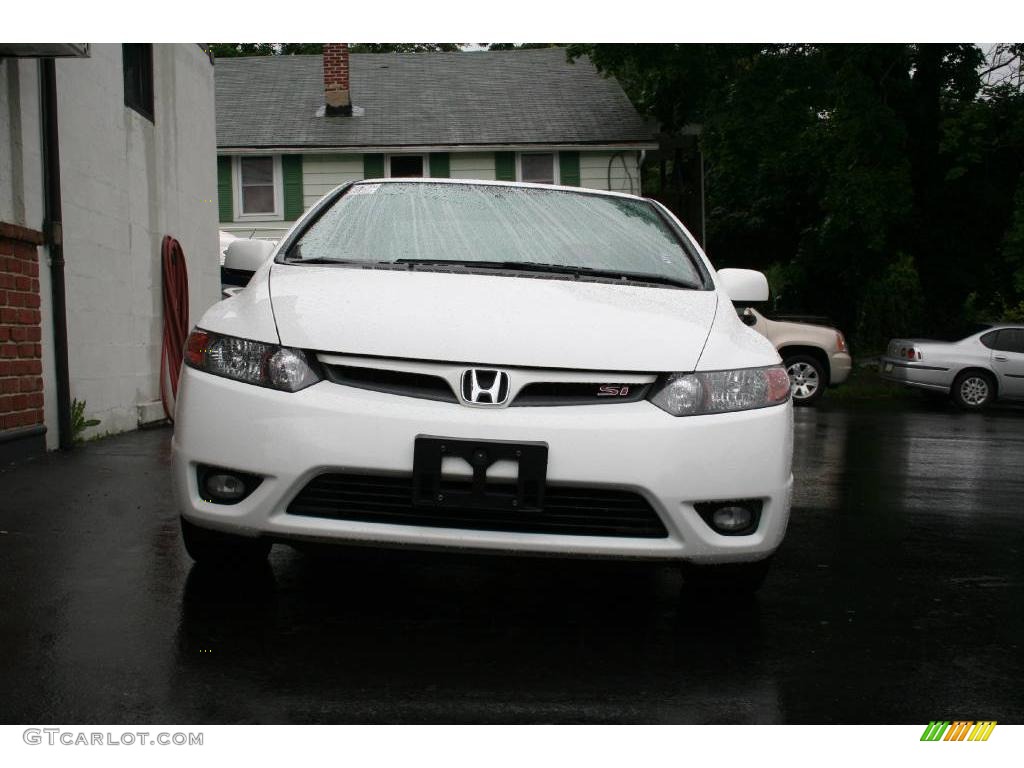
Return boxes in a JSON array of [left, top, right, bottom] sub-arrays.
[[1, 399, 1021, 723]]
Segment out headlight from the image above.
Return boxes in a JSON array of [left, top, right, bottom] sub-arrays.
[[648, 365, 791, 416], [184, 329, 321, 392]]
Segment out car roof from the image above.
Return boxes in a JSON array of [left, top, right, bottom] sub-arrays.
[[980, 323, 1024, 332], [351, 177, 651, 203]]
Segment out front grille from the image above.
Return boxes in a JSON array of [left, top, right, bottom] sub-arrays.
[[287, 473, 668, 538], [322, 364, 457, 403], [511, 381, 650, 406], [321, 361, 649, 408]]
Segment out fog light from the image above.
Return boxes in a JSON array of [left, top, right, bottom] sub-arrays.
[[694, 500, 763, 536], [712, 505, 753, 532], [205, 473, 247, 501], [197, 464, 262, 505]]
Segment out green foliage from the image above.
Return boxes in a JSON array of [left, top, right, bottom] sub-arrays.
[[963, 292, 1024, 325], [208, 43, 278, 58], [570, 43, 1024, 348], [1003, 179, 1024, 294], [349, 44, 462, 53], [855, 254, 925, 354], [208, 43, 463, 59], [71, 399, 100, 444], [484, 43, 562, 51]]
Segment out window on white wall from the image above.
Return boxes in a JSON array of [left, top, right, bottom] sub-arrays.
[[387, 155, 428, 178], [122, 44, 154, 121], [519, 153, 557, 184], [234, 156, 282, 219]]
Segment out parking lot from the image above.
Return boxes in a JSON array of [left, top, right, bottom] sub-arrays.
[[1, 397, 1022, 724]]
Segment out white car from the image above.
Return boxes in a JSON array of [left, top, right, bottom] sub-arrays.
[[173, 179, 794, 593], [881, 324, 1024, 409]]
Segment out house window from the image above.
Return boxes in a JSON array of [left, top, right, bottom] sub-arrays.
[[519, 152, 557, 184], [233, 156, 283, 219], [122, 44, 154, 120], [387, 155, 428, 178]]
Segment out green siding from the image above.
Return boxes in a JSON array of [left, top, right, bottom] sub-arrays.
[[559, 151, 580, 186], [282, 155, 304, 220], [494, 151, 516, 181], [217, 156, 233, 222], [429, 153, 450, 178], [363, 153, 385, 179]]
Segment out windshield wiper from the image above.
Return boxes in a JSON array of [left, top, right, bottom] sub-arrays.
[[282, 256, 365, 265], [393, 259, 701, 289]]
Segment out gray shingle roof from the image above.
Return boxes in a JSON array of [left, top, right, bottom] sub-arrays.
[[215, 48, 655, 150]]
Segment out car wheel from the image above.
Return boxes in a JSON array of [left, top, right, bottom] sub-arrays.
[[180, 516, 271, 566], [783, 355, 825, 406], [680, 558, 772, 598], [951, 370, 996, 410]]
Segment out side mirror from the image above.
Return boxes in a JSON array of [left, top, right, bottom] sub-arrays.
[[223, 239, 276, 287], [717, 268, 769, 304]]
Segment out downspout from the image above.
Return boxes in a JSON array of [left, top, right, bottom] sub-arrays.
[[39, 58, 72, 450]]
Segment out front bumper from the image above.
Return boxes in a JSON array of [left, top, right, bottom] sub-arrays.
[[172, 367, 794, 564]]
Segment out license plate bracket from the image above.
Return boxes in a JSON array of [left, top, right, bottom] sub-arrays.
[[413, 436, 548, 512]]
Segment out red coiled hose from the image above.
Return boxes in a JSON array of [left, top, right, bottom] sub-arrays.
[[160, 235, 190, 422]]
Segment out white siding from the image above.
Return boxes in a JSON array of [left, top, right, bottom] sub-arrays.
[[51, 44, 219, 441], [219, 223, 293, 240], [302, 153, 362, 208], [579, 151, 642, 195], [449, 152, 495, 180], [217, 149, 643, 243]]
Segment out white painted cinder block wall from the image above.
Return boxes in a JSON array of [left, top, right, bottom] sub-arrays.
[[54, 44, 219, 442]]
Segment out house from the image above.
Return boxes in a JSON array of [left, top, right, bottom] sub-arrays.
[[215, 46, 658, 240], [0, 44, 220, 458]]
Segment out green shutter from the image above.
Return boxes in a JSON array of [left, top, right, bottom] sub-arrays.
[[217, 156, 233, 222], [282, 155, 304, 220], [559, 151, 580, 186], [429, 152, 450, 178], [363, 153, 385, 179], [494, 151, 516, 181]]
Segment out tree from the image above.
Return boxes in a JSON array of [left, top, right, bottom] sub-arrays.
[[349, 44, 462, 53], [208, 43, 463, 59], [569, 44, 1024, 349], [208, 43, 277, 58], [484, 43, 561, 51]]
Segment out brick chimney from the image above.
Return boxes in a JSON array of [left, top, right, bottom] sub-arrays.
[[323, 43, 351, 116]]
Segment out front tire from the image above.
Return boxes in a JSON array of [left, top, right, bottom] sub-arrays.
[[180, 517, 271, 566], [951, 370, 995, 410], [681, 558, 772, 598], [784, 355, 825, 406]]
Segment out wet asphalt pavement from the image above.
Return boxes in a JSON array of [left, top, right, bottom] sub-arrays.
[[1, 397, 1022, 724]]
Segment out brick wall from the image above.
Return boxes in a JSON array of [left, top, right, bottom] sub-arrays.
[[0, 223, 44, 433]]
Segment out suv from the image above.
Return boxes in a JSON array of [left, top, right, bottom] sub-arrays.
[[739, 307, 851, 405], [174, 179, 795, 593]]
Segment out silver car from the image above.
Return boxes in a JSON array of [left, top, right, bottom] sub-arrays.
[[881, 324, 1024, 409]]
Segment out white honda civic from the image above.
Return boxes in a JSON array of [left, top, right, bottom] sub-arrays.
[[172, 179, 793, 593]]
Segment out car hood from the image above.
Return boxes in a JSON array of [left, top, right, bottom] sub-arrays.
[[268, 264, 719, 371]]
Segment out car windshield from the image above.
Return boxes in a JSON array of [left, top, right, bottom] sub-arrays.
[[285, 182, 704, 287]]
